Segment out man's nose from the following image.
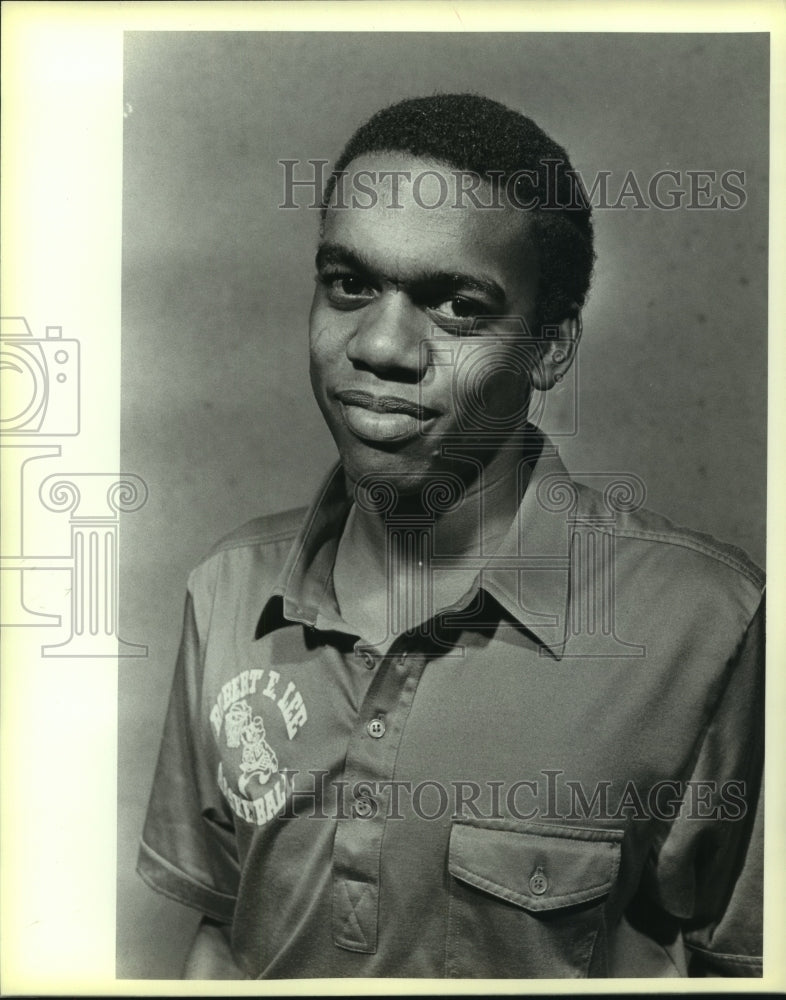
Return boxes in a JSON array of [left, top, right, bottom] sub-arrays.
[[346, 292, 427, 380]]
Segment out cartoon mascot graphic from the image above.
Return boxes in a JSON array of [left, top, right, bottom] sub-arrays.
[[224, 699, 279, 796]]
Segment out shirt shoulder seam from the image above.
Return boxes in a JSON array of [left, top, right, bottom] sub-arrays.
[[208, 524, 302, 555], [193, 510, 308, 569], [608, 525, 764, 589]]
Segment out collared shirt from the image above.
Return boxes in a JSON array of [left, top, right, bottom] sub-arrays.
[[138, 432, 764, 979]]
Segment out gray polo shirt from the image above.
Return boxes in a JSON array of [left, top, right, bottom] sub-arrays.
[[138, 433, 764, 979]]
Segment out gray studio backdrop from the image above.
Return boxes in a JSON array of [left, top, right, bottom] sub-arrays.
[[119, 32, 768, 978]]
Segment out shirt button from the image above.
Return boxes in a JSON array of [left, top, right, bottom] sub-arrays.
[[366, 717, 386, 739], [353, 796, 374, 819], [529, 866, 548, 895]]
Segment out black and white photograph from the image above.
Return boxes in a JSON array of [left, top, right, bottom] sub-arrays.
[[2, 2, 785, 993], [120, 26, 769, 982]]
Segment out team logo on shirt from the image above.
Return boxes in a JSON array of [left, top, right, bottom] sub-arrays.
[[210, 668, 308, 825], [225, 699, 279, 794]]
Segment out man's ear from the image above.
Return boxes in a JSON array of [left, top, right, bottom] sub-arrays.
[[530, 311, 582, 391]]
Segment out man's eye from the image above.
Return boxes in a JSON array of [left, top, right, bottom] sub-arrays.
[[335, 275, 370, 297], [430, 296, 491, 325], [317, 272, 374, 306], [445, 297, 481, 318]]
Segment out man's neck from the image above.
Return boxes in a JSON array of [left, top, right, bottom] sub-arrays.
[[349, 449, 533, 564], [333, 442, 540, 648]]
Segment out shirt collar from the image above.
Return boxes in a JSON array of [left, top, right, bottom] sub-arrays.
[[257, 429, 575, 660], [479, 436, 573, 658]]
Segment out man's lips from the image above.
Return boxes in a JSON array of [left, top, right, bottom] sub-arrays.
[[334, 389, 439, 442], [335, 389, 438, 420]]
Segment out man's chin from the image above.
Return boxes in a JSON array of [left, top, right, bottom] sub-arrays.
[[339, 447, 452, 501]]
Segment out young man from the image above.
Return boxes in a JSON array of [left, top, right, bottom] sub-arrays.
[[138, 94, 764, 979]]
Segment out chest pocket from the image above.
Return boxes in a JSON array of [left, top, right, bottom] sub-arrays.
[[446, 820, 623, 978]]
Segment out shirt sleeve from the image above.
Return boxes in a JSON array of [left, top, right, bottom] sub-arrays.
[[137, 588, 241, 924], [643, 592, 765, 976]]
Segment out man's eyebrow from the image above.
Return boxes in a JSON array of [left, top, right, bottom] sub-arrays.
[[315, 243, 375, 277], [315, 242, 508, 303]]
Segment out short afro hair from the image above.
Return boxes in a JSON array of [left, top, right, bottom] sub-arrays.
[[321, 93, 595, 330]]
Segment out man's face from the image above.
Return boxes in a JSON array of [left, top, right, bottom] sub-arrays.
[[309, 153, 543, 494]]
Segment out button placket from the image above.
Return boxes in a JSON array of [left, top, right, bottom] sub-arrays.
[[332, 649, 427, 953]]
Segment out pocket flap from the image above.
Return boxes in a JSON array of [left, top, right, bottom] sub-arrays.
[[448, 822, 622, 913]]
